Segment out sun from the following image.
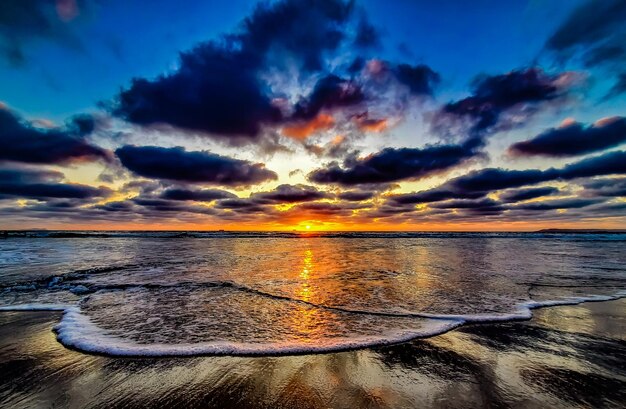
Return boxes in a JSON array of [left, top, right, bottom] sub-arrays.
[[305, 225, 311, 230]]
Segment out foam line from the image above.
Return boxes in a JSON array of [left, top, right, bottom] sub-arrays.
[[0, 290, 624, 357]]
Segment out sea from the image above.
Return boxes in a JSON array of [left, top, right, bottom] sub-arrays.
[[1, 231, 625, 356]]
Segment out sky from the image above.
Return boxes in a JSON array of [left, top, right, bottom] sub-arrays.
[[1, 0, 626, 231]]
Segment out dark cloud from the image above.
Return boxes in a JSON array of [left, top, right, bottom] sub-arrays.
[[509, 117, 626, 157], [160, 188, 236, 202], [499, 187, 559, 203], [337, 190, 375, 201], [581, 178, 626, 198], [111, 0, 361, 141], [0, 107, 108, 164], [112, 43, 283, 139], [0, 166, 110, 200], [0, 0, 87, 65], [110, 0, 441, 147], [291, 201, 368, 216], [546, 0, 626, 52], [95, 201, 135, 213], [115, 145, 277, 186], [291, 74, 365, 121], [214, 198, 268, 214], [559, 149, 626, 179], [431, 198, 505, 214], [362, 59, 440, 97], [238, 0, 354, 72], [389, 150, 626, 206], [308, 141, 479, 186], [251, 184, 331, 204], [545, 0, 626, 98], [430, 68, 575, 144], [513, 198, 602, 211], [353, 15, 380, 48], [392, 63, 441, 96]]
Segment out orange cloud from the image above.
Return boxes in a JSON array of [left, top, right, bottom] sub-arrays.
[[282, 114, 335, 140], [352, 112, 389, 133]]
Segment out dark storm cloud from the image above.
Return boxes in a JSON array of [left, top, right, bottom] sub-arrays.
[[0, 0, 87, 65], [251, 184, 331, 204], [430, 68, 575, 143], [291, 74, 366, 121], [111, 0, 359, 140], [389, 150, 626, 206], [115, 145, 277, 186], [581, 178, 626, 198], [0, 107, 108, 164], [0, 166, 111, 200], [308, 141, 479, 186], [545, 0, 626, 98], [499, 187, 559, 203], [509, 117, 626, 157], [160, 188, 236, 202]]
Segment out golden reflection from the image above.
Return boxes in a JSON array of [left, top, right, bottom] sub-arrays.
[[289, 248, 327, 341]]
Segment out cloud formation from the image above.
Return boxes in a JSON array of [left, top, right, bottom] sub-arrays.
[[545, 0, 626, 97], [509, 117, 626, 157], [389, 150, 626, 206], [160, 188, 237, 202], [430, 68, 576, 144], [499, 187, 559, 203], [308, 140, 480, 186], [0, 107, 108, 164], [115, 145, 277, 186], [111, 0, 368, 141], [0, 166, 110, 200]]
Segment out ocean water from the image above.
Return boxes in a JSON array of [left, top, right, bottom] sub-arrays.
[[0, 232, 625, 356]]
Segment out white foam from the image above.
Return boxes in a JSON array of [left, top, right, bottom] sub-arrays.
[[52, 306, 464, 356], [0, 290, 625, 357], [418, 291, 626, 324]]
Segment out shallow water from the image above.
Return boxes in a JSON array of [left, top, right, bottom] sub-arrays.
[[1, 232, 625, 355]]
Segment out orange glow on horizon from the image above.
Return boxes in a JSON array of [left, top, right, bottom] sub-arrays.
[[6, 216, 625, 232]]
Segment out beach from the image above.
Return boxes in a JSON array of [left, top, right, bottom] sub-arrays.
[[1, 298, 624, 408]]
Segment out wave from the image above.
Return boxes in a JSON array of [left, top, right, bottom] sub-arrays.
[[1, 290, 624, 357]]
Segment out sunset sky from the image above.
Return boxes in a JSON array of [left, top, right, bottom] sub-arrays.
[[1, 0, 626, 231]]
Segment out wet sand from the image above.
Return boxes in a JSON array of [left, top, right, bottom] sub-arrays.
[[1, 299, 624, 409]]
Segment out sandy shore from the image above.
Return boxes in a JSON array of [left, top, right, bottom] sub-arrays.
[[1, 299, 624, 408]]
